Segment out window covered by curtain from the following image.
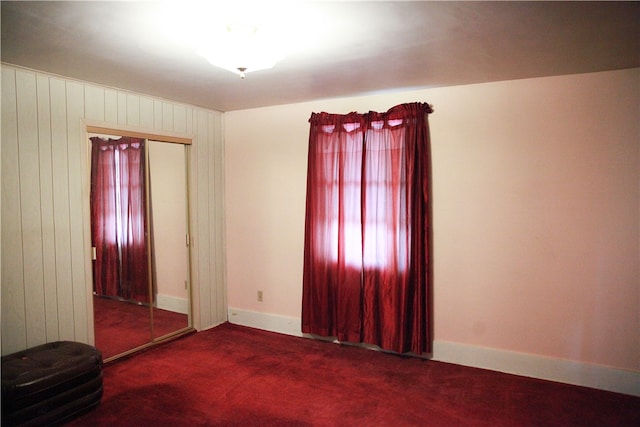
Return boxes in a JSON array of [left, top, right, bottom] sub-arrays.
[[302, 102, 433, 354], [90, 136, 149, 303]]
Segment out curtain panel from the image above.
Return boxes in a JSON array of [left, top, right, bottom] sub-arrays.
[[90, 136, 149, 303], [302, 102, 433, 354]]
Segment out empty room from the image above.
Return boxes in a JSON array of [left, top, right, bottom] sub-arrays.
[[1, 1, 639, 426]]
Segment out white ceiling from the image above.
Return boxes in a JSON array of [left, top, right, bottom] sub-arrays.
[[2, 1, 638, 112]]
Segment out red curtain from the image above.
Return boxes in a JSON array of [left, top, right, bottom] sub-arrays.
[[302, 102, 433, 354], [90, 136, 149, 303]]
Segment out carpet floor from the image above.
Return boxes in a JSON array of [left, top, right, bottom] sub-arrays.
[[93, 296, 188, 359], [68, 322, 639, 426]]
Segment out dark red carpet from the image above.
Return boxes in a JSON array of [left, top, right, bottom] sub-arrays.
[[68, 322, 639, 426], [93, 296, 188, 359]]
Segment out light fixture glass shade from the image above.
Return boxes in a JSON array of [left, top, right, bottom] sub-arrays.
[[157, 1, 325, 77], [196, 21, 284, 76]]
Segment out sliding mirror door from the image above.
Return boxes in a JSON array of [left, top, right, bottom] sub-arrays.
[[89, 132, 192, 362], [147, 141, 190, 340]]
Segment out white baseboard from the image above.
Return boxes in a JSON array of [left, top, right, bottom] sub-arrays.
[[227, 307, 640, 397], [156, 294, 189, 314], [432, 340, 640, 397], [228, 307, 303, 337]]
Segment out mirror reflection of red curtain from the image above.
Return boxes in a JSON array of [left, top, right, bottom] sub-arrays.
[[302, 103, 433, 355], [90, 136, 148, 303]]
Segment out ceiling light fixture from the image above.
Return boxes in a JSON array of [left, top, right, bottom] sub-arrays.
[[157, 1, 328, 79], [196, 18, 284, 78]]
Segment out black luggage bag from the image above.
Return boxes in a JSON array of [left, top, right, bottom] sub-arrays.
[[2, 341, 103, 426]]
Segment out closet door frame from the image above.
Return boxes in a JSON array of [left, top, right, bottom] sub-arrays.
[[83, 120, 195, 362]]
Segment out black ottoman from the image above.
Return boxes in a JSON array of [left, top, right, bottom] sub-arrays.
[[2, 341, 103, 426]]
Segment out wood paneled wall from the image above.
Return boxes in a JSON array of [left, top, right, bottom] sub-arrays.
[[1, 64, 227, 355]]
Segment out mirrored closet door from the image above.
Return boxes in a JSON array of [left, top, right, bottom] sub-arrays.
[[88, 131, 193, 362]]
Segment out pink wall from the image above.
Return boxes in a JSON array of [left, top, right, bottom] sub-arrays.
[[224, 69, 639, 372]]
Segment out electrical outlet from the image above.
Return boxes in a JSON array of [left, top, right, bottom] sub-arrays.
[[257, 290, 263, 302]]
